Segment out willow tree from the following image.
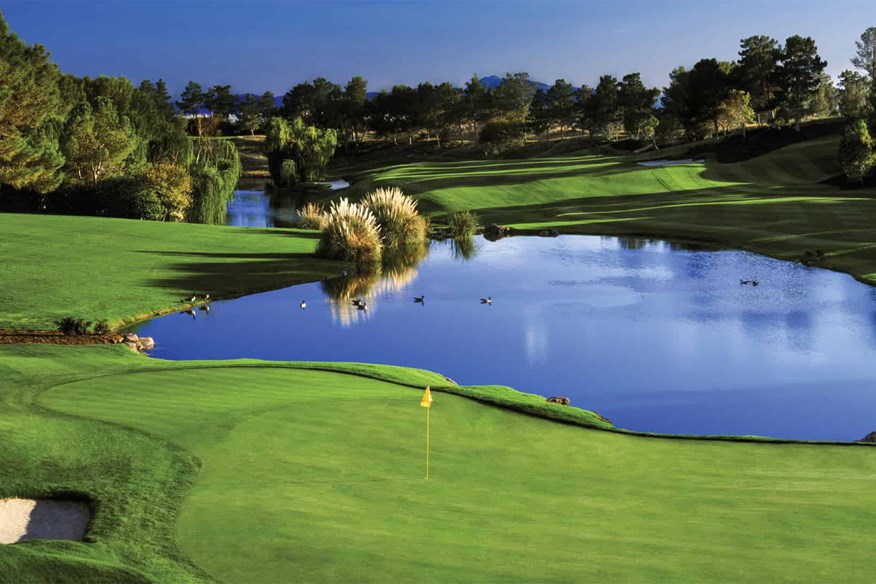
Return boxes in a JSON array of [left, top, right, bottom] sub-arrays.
[[188, 138, 241, 224], [264, 117, 338, 186]]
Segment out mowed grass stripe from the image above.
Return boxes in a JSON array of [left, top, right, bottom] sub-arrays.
[[350, 136, 876, 284]]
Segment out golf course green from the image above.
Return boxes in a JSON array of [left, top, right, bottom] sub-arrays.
[[2, 344, 875, 583], [3, 127, 876, 582]]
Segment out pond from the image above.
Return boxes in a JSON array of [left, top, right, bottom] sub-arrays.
[[227, 181, 350, 228], [133, 192, 876, 441]]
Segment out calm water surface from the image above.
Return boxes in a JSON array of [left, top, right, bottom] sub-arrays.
[[136, 191, 876, 440]]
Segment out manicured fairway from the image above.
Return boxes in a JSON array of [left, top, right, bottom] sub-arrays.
[[350, 133, 876, 284], [0, 214, 340, 330], [2, 345, 873, 582]]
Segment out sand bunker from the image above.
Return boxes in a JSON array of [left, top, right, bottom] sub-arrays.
[[0, 498, 90, 544]]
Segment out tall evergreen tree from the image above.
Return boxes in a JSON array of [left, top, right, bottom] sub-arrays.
[[838, 70, 872, 120], [737, 35, 780, 124], [774, 35, 827, 131], [463, 75, 492, 131], [0, 10, 65, 192], [204, 84, 236, 119], [342, 76, 368, 142], [527, 88, 552, 138], [617, 73, 659, 139], [852, 27, 876, 82], [176, 81, 205, 136], [591, 75, 621, 139], [685, 59, 733, 138], [495, 72, 534, 123], [546, 79, 576, 137]]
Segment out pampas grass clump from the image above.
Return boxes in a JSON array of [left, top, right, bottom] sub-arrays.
[[447, 210, 481, 238], [297, 202, 326, 230], [316, 198, 383, 265], [363, 187, 428, 246]]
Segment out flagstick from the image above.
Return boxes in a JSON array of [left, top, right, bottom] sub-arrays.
[[425, 405, 430, 480]]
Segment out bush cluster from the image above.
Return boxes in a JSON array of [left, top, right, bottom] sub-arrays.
[[307, 187, 430, 266]]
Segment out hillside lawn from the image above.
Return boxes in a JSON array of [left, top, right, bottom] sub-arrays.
[[337, 129, 876, 285], [0, 344, 874, 582], [0, 214, 342, 330], [3, 126, 876, 331]]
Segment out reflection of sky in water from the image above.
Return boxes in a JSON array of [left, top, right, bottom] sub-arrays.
[[135, 232, 876, 441]]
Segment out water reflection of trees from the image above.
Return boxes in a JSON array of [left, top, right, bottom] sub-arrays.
[[321, 242, 429, 327], [606, 235, 715, 252]]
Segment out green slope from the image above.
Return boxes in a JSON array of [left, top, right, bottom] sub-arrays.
[[2, 345, 873, 582], [0, 214, 340, 330], [352, 134, 876, 285]]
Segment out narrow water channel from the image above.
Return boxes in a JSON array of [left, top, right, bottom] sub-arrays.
[[131, 189, 876, 441]]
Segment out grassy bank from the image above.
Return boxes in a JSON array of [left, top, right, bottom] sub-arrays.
[[341, 130, 876, 284], [0, 213, 341, 330], [1, 344, 875, 582]]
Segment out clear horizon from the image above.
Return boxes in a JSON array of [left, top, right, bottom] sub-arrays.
[[4, 0, 876, 95]]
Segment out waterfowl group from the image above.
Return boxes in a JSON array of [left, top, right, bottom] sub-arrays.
[[199, 304, 211, 313], [739, 279, 760, 286], [290, 294, 494, 315], [181, 292, 210, 303]]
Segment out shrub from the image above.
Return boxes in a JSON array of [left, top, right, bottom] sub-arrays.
[[55, 317, 92, 336], [93, 320, 110, 335], [316, 198, 383, 265], [446, 210, 481, 238], [362, 186, 428, 246], [297, 202, 326, 230], [839, 119, 875, 184], [141, 162, 193, 222]]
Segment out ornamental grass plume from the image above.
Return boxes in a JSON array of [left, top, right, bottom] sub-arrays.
[[362, 186, 429, 246], [316, 198, 383, 265], [446, 210, 481, 238], [297, 202, 326, 230]]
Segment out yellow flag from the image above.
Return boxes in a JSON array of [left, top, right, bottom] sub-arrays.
[[420, 386, 433, 408]]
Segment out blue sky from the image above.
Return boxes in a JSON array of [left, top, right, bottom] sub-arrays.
[[3, 0, 876, 95]]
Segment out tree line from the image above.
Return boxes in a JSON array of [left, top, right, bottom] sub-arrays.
[[0, 10, 239, 221], [5, 5, 876, 218], [174, 33, 841, 147]]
